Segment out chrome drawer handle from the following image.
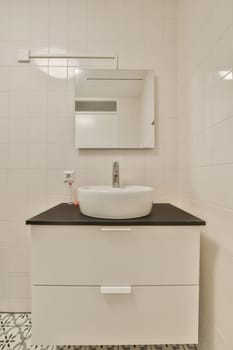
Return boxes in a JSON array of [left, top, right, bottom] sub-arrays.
[[100, 286, 131, 294], [100, 227, 132, 232]]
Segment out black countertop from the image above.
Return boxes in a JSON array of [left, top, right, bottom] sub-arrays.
[[26, 203, 205, 226]]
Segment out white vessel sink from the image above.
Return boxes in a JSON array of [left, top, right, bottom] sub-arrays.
[[78, 185, 154, 219]]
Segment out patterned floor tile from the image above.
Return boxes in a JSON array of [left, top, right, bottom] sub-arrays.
[[0, 325, 25, 350], [13, 314, 32, 327], [22, 334, 56, 350], [18, 326, 58, 349], [57, 347, 85, 350], [17, 326, 31, 341], [153, 346, 187, 350], [133, 346, 151, 350], [150, 346, 183, 350], [101, 346, 119, 350], [20, 328, 55, 350], [119, 346, 157, 350], [0, 314, 16, 327]]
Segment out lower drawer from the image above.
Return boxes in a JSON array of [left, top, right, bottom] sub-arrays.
[[32, 285, 199, 345]]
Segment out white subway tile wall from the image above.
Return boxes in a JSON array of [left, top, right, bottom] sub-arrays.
[[177, 0, 233, 349], [0, 0, 178, 312]]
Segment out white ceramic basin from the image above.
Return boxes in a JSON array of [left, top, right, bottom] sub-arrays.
[[78, 185, 154, 219]]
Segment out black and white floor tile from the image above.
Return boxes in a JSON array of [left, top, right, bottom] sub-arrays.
[[0, 313, 198, 350]]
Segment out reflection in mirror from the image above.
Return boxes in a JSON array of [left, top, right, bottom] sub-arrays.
[[74, 69, 155, 149]]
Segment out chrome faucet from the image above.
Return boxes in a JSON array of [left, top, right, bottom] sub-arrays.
[[112, 161, 120, 188]]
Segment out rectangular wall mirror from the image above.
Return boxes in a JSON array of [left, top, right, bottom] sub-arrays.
[[74, 69, 155, 149]]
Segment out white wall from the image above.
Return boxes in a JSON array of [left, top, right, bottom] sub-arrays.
[[177, 0, 233, 349], [0, 0, 178, 311]]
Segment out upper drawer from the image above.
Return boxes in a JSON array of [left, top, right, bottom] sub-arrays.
[[31, 225, 200, 286]]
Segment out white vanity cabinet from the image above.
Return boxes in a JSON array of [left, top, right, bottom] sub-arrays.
[[31, 224, 201, 346]]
